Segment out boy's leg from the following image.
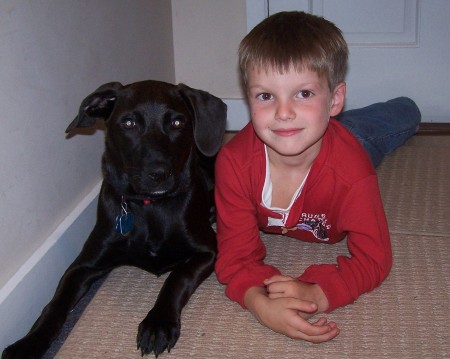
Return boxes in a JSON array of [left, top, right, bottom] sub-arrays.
[[337, 97, 421, 167]]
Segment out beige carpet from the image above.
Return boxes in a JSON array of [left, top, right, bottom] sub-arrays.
[[55, 136, 450, 359]]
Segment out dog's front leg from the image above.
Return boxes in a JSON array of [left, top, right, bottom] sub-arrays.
[[136, 250, 215, 357], [2, 255, 111, 359]]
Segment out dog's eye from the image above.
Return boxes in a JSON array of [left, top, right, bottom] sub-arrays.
[[122, 119, 136, 129], [170, 118, 185, 129]]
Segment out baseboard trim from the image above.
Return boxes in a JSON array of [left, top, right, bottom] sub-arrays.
[[0, 181, 102, 350], [416, 122, 450, 135]]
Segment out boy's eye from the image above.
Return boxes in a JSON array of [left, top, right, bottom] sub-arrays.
[[256, 93, 273, 101], [297, 90, 313, 99]]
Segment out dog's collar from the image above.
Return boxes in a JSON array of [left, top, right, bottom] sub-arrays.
[[122, 195, 153, 206]]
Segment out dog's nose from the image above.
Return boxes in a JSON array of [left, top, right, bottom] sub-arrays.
[[148, 168, 172, 183]]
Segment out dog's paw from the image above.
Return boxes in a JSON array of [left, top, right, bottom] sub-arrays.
[[136, 309, 181, 357], [2, 341, 45, 359]]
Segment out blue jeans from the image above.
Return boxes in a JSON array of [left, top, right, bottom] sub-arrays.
[[337, 97, 421, 167]]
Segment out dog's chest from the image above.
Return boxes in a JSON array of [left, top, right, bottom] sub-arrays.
[[125, 205, 190, 255]]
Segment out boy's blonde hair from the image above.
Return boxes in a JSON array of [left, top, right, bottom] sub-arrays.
[[239, 11, 348, 91]]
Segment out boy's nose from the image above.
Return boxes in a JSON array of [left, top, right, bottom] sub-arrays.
[[275, 100, 296, 121]]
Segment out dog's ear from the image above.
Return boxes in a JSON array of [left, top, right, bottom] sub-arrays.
[[65, 82, 123, 133], [177, 84, 227, 157]]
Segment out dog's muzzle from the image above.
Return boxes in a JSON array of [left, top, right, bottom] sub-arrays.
[[129, 166, 175, 197]]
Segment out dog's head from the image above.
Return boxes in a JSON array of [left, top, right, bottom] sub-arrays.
[[66, 80, 227, 200]]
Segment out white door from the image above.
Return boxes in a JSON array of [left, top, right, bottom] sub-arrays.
[[224, 0, 450, 130]]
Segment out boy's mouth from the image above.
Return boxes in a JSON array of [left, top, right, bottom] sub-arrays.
[[272, 128, 303, 137]]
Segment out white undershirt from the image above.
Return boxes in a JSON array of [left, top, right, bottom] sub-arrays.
[[261, 145, 309, 227]]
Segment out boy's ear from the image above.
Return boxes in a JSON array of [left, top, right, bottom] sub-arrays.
[[330, 82, 346, 117]]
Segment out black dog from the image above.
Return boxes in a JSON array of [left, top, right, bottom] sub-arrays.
[[2, 80, 227, 358]]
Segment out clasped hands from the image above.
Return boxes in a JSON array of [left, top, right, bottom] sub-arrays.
[[244, 275, 340, 343]]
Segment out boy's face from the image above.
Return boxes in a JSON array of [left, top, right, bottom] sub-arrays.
[[246, 65, 345, 164]]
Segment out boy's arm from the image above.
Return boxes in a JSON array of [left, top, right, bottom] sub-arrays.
[[299, 175, 392, 312], [214, 148, 280, 308]]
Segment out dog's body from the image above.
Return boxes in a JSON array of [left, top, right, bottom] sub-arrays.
[[2, 80, 227, 358]]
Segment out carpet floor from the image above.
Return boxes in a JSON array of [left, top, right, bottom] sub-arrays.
[[48, 135, 450, 359]]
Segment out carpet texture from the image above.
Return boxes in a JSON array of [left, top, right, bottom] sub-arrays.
[[53, 136, 450, 359]]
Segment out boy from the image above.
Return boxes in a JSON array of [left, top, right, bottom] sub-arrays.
[[214, 11, 420, 343]]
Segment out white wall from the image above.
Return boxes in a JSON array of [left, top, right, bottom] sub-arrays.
[[171, 0, 249, 130], [0, 0, 174, 344], [171, 0, 247, 98]]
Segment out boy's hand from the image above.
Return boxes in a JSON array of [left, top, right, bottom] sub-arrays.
[[264, 275, 330, 316], [244, 286, 340, 343]]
